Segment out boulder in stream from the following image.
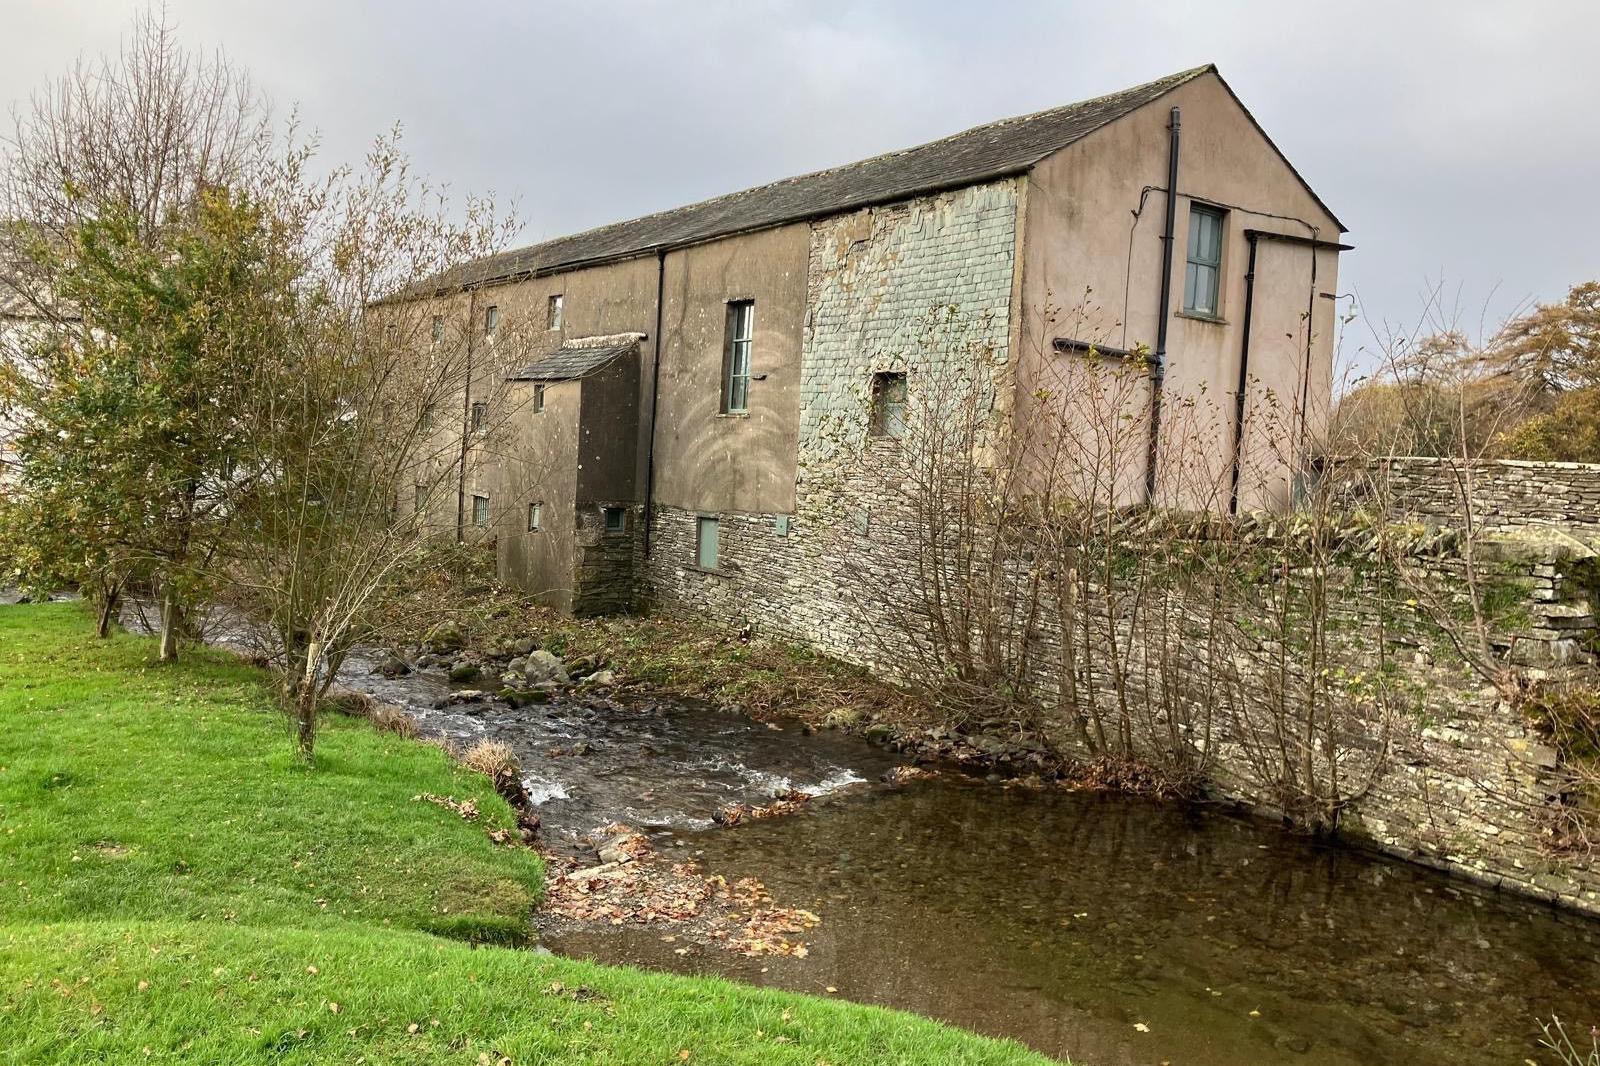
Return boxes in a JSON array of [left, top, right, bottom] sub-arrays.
[[523, 649, 569, 685]]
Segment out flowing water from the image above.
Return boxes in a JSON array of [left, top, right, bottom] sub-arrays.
[[335, 647, 1600, 1066]]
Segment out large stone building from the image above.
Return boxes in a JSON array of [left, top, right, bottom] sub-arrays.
[[410, 65, 1347, 635]]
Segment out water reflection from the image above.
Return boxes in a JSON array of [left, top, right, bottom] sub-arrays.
[[548, 781, 1600, 1066]]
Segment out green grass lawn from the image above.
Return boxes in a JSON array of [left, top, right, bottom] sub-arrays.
[[0, 603, 1053, 1064]]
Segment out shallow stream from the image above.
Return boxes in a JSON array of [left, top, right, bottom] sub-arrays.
[[337, 645, 1600, 1066]]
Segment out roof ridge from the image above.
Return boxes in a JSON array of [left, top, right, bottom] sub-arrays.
[[421, 64, 1226, 293], [504, 64, 1216, 263]]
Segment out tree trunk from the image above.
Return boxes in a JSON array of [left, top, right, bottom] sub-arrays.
[[96, 586, 121, 639], [158, 586, 181, 662], [295, 640, 323, 764]]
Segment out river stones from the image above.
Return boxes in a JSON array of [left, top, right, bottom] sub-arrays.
[[523, 649, 569, 685], [372, 655, 410, 679]]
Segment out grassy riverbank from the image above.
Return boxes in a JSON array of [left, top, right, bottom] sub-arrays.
[[0, 603, 1053, 1064]]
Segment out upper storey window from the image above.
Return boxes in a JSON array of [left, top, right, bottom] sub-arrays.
[[722, 300, 754, 414], [1184, 204, 1225, 317]]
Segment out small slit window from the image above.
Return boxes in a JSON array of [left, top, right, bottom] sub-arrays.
[[472, 494, 490, 528], [470, 401, 487, 431], [547, 294, 563, 331], [527, 502, 543, 532], [431, 314, 444, 342], [533, 384, 545, 413], [484, 305, 499, 336], [869, 371, 908, 439], [696, 516, 720, 570], [1184, 204, 1225, 317], [722, 300, 754, 413], [603, 506, 626, 534]]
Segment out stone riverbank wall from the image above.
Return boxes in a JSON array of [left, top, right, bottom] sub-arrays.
[[651, 371, 1600, 917]]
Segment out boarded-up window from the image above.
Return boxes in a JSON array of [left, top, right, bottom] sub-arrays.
[[869, 371, 907, 439], [1184, 204, 1225, 316], [722, 300, 754, 413], [696, 516, 720, 569]]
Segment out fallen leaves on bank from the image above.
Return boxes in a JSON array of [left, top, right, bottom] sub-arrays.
[[539, 825, 820, 958]]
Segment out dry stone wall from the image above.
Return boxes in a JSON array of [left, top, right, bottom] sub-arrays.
[[1336, 456, 1600, 533]]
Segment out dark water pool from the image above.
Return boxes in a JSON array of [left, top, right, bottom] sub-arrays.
[[547, 781, 1599, 1065]]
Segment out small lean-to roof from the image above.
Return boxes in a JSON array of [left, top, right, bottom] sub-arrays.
[[506, 335, 640, 383], [433, 65, 1226, 292]]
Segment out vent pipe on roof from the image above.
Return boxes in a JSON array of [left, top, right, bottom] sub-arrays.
[[1146, 105, 1180, 507]]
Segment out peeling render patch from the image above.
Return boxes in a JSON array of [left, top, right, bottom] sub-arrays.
[[798, 179, 1018, 469]]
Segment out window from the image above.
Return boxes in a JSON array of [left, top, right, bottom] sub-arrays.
[[421, 404, 435, 431], [1184, 204, 1225, 317], [533, 383, 545, 413], [603, 506, 626, 534], [414, 484, 427, 514], [484, 305, 499, 336], [470, 401, 487, 431], [722, 300, 754, 413], [472, 494, 490, 528], [527, 502, 543, 532], [869, 371, 908, 439], [696, 516, 720, 569], [547, 294, 563, 331], [431, 314, 444, 342]]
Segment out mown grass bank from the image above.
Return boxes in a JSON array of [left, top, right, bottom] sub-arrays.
[[0, 603, 1054, 1065]]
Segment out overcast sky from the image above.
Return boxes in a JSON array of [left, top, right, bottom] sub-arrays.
[[5, 1, 1597, 373]]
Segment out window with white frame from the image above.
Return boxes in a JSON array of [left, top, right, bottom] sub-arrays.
[[722, 300, 754, 413], [1183, 204, 1225, 317], [527, 501, 543, 532]]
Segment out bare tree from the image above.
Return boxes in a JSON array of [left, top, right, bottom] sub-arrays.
[[221, 132, 527, 762]]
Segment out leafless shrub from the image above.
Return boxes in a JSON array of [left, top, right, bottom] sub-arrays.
[[821, 290, 1405, 825], [1541, 1017, 1600, 1066]]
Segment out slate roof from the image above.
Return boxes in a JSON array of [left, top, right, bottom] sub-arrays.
[[434, 65, 1230, 292], [506, 338, 639, 382]]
